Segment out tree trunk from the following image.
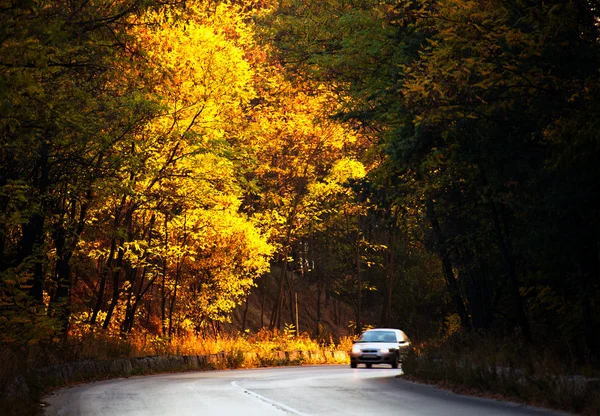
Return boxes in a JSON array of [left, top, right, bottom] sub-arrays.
[[51, 224, 71, 336], [270, 247, 289, 329], [91, 194, 127, 325], [168, 262, 181, 338], [468, 245, 492, 329], [355, 214, 362, 335], [316, 281, 322, 338], [161, 215, 169, 337], [288, 273, 295, 326], [19, 214, 46, 303], [294, 292, 299, 337], [161, 259, 168, 337], [488, 193, 530, 340], [90, 237, 116, 325], [18, 141, 50, 304], [121, 267, 141, 334], [479, 165, 529, 339], [52, 192, 91, 337], [270, 195, 301, 330], [260, 282, 265, 328], [242, 295, 250, 332], [426, 198, 471, 330], [380, 229, 395, 327], [121, 267, 134, 333], [121, 213, 156, 334], [123, 265, 161, 334], [102, 205, 133, 330], [102, 241, 126, 330]]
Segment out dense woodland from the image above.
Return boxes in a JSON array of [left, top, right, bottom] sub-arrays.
[[1, 0, 599, 365]]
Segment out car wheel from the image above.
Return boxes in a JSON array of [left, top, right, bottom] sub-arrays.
[[391, 353, 399, 369], [350, 362, 357, 368], [366, 363, 372, 369]]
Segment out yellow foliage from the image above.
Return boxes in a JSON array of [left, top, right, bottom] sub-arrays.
[[131, 2, 256, 146]]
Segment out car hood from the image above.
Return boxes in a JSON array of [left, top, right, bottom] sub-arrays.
[[354, 342, 398, 350]]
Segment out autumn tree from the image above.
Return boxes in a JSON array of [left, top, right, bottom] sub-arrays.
[[0, 0, 172, 343], [77, 2, 273, 336], [402, 0, 600, 352], [260, 0, 448, 336], [263, 0, 600, 355], [242, 67, 368, 329]]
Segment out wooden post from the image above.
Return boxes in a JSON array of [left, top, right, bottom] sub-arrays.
[[295, 292, 299, 337]]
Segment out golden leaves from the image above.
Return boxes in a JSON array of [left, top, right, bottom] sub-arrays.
[[132, 5, 256, 144]]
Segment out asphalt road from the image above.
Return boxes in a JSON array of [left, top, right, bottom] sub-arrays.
[[42, 365, 570, 416]]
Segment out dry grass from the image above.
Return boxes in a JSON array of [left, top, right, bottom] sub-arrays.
[[64, 326, 349, 362]]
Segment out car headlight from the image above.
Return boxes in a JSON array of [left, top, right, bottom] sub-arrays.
[[352, 345, 361, 353], [379, 348, 389, 353]]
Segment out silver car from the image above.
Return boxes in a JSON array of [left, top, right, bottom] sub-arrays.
[[350, 328, 411, 368]]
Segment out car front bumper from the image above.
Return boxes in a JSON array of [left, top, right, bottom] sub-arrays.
[[349, 351, 397, 365]]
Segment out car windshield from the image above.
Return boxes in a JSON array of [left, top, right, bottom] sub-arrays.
[[358, 331, 396, 343]]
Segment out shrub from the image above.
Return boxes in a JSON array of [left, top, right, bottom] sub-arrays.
[[402, 331, 600, 415]]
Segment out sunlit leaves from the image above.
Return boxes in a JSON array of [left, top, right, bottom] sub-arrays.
[[72, 1, 276, 333], [132, 4, 255, 144]]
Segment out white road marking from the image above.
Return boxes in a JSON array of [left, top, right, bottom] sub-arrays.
[[231, 381, 310, 416]]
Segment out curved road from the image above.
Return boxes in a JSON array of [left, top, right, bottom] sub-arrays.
[[43, 365, 569, 416]]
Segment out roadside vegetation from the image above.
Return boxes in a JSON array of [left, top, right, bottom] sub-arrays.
[[66, 326, 353, 363], [1, 328, 351, 416], [403, 330, 600, 415]]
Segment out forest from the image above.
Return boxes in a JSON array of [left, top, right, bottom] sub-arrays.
[[1, 0, 599, 399]]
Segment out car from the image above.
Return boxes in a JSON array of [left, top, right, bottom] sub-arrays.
[[349, 328, 411, 369]]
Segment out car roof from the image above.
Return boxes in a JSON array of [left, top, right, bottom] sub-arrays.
[[363, 328, 402, 332]]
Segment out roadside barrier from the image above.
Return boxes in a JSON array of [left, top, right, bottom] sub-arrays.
[[2, 349, 349, 414]]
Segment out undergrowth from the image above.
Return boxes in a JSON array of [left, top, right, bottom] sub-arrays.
[[64, 326, 349, 364], [402, 331, 600, 415]]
